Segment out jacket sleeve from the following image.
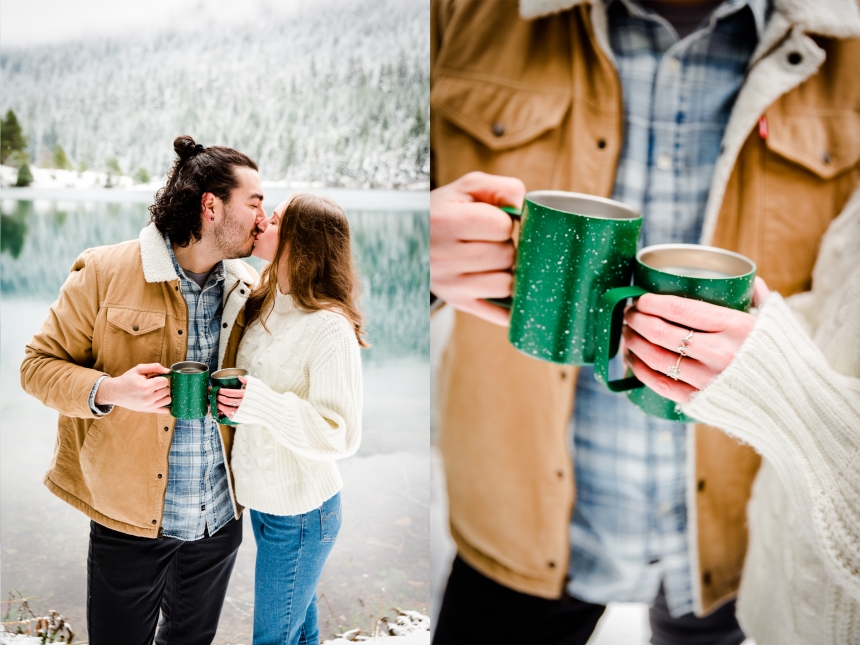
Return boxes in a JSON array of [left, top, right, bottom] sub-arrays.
[[231, 317, 363, 461], [682, 292, 860, 603], [20, 249, 107, 419]]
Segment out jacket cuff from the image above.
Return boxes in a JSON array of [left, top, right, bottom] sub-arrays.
[[88, 375, 115, 416]]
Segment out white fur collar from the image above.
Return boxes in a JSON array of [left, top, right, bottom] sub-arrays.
[[138, 223, 255, 286], [519, 0, 860, 38]]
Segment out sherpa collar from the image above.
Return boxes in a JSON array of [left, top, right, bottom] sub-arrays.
[[519, 0, 860, 38], [138, 223, 255, 285]]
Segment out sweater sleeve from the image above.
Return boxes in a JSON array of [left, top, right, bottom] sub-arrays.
[[231, 316, 363, 461], [682, 293, 860, 602]]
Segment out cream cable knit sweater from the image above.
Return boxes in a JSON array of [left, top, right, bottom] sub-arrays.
[[682, 189, 860, 645], [230, 291, 362, 516]]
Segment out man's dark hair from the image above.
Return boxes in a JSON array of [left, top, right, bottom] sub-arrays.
[[149, 135, 258, 247]]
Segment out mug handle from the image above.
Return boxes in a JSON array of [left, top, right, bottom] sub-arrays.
[[593, 285, 649, 392], [209, 385, 232, 425], [485, 205, 522, 309], [153, 373, 172, 411]]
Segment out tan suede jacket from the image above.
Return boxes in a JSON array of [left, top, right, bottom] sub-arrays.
[[20, 223, 257, 538], [431, 0, 860, 615]]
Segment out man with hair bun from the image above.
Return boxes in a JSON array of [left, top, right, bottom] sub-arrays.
[[21, 135, 266, 644]]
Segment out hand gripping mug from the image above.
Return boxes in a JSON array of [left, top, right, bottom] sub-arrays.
[[209, 368, 248, 426], [593, 244, 756, 422]]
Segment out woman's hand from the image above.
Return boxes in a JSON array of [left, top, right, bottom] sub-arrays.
[[622, 277, 770, 404], [216, 376, 247, 419]]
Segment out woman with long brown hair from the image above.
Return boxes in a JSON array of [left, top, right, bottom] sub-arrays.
[[215, 193, 366, 645]]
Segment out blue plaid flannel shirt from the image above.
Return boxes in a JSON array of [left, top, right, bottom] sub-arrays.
[[567, 0, 766, 617], [160, 237, 234, 541]]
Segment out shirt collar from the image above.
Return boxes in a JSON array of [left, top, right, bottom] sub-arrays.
[[605, 0, 768, 38], [164, 234, 226, 288]]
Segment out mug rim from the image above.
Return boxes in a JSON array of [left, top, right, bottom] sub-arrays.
[[170, 361, 209, 374], [637, 243, 757, 278], [212, 368, 248, 379], [526, 190, 641, 221]]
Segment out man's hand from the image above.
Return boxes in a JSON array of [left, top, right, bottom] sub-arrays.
[[94, 363, 171, 414], [430, 172, 526, 326]]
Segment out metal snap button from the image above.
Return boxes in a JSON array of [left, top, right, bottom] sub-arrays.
[[491, 122, 505, 137], [132, 324, 139, 332]]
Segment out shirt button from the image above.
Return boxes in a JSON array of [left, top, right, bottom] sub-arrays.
[[660, 502, 671, 515], [201, 505, 206, 511], [666, 57, 680, 72], [657, 154, 672, 171], [659, 431, 672, 444]]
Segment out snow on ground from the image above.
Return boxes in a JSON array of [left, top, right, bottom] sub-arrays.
[[0, 164, 150, 190]]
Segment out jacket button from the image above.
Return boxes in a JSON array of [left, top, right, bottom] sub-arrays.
[[175, 285, 179, 291], [491, 122, 505, 137], [132, 324, 139, 332], [240, 289, 246, 295], [164, 426, 169, 431], [822, 151, 831, 165], [557, 470, 564, 479], [787, 51, 802, 65], [548, 561, 556, 568], [597, 138, 607, 149], [157, 473, 163, 479], [698, 479, 706, 492], [223, 323, 228, 328], [703, 571, 712, 585], [178, 330, 183, 335], [152, 520, 157, 525]]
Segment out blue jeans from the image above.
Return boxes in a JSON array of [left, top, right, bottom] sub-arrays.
[[251, 492, 342, 645]]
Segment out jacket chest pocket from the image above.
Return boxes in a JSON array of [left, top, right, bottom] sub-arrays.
[[758, 108, 860, 294], [431, 74, 571, 188], [102, 308, 167, 375]]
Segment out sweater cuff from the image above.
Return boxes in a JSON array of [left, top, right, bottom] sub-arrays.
[[682, 293, 860, 466]]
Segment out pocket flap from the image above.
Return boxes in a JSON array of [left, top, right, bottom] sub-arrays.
[[431, 74, 571, 151], [106, 308, 166, 335], [765, 109, 860, 179]]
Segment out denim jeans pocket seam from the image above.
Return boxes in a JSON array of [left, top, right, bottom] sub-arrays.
[[319, 496, 341, 543]]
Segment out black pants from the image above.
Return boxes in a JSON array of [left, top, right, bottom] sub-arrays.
[[87, 517, 243, 645], [433, 555, 606, 645], [650, 583, 745, 645]]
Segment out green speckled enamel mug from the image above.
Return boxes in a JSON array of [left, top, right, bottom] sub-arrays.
[[493, 191, 642, 365], [164, 361, 209, 420], [593, 244, 756, 422]]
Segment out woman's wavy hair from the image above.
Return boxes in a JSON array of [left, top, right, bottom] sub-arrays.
[[245, 193, 369, 348], [148, 135, 258, 247]]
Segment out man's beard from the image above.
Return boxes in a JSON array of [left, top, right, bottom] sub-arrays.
[[213, 204, 255, 259]]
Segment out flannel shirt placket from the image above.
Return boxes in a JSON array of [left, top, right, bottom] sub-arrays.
[[567, 0, 764, 616], [161, 237, 234, 541]]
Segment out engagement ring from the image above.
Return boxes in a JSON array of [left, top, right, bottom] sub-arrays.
[[667, 330, 694, 380]]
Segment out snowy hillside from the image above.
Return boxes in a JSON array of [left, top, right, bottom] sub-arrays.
[[0, 0, 428, 188]]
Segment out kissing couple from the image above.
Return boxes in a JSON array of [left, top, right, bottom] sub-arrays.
[[21, 135, 367, 645]]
